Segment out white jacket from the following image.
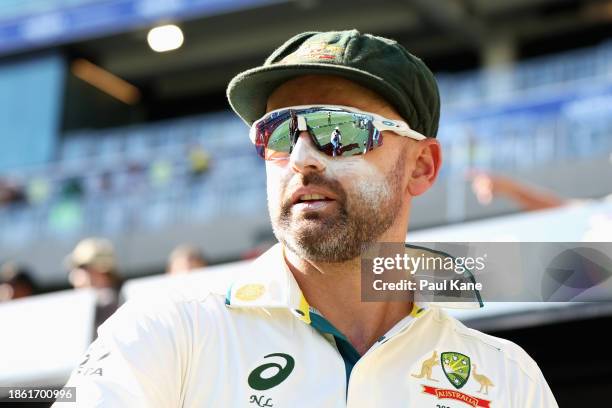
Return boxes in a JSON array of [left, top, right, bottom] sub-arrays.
[[54, 244, 558, 407]]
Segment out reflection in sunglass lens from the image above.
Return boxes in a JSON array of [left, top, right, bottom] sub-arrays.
[[256, 109, 377, 160]]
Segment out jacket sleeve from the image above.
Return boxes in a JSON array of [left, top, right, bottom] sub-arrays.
[[52, 297, 193, 408], [510, 345, 559, 408]]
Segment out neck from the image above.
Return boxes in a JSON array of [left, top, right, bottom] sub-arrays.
[[283, 219, 412, 355]]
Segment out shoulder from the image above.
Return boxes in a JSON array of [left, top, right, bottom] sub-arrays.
[[433, 308, 546, 383], [109, 261, 254, 335], [415, 308, 558, 407], [98, 286, 227, 343]]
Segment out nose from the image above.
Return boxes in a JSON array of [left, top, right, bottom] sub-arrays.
[[289, 131, 326, 174]]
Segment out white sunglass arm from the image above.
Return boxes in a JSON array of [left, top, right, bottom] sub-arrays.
[[371, 118, 427, 141]]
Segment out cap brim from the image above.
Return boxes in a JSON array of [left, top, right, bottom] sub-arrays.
[[227, 62, 410, 126]]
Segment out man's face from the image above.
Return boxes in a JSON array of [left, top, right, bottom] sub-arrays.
[[264, 75, 413, 263]]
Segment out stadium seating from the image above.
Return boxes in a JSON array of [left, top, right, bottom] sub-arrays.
[[1, 42, 611, 245]]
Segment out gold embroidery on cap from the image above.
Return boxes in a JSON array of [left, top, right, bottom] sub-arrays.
[[281, 43, 344, 64]]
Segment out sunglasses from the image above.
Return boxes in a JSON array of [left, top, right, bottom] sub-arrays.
[[250, 105, 426, 161]]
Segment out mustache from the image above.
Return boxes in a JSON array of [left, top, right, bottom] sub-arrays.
[[281, 173, 347, 211]]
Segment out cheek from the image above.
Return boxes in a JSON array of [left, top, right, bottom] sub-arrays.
[[265, 163, 285, 207], [326, 157, 391, 203]]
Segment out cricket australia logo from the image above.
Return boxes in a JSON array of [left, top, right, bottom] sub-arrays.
[[441, 352, 471, 389], [416, 351, 493, 407]]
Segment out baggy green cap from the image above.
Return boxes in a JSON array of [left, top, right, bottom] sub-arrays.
[[226, 29, 440, 137]]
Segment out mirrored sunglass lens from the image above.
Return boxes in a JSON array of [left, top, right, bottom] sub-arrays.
[[268, 119, 292, 152], [257, 109, 373, 159], [254, 113, 291, 159], [306, 111, 371, 156], [262, 117, 292, 160]]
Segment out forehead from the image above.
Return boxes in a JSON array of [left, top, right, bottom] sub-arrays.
[[266, 75, 400, 118]]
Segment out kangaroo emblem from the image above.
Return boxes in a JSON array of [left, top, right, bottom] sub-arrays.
[[472, 364, 494, 395], [411, 351, 439, 382]]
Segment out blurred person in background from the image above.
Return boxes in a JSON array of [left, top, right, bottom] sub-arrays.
[[166, 244, 207, 274], [97, 171, 113, 196], [187, 143, 211, 180], [65, 237, 123, 332], [61, 176, 85, 199], [469, 170, 567, 211], [125, 162, 146, 192], [469, 169, 612, 210], [0, 261, 36, 301], [0, 177, 26, 207], [240, 239, 278, 260], [469, 170, 612, 241], [25, 176, 52, 206]]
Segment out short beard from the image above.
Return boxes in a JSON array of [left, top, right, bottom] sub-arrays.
[[270, 153, 406, 263]]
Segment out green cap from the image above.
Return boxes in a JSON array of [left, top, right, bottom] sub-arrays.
[[226, 29, 440, 137]]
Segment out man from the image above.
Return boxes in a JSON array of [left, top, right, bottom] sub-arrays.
[[65, 237, 123, 334], [330, 126, 342, 157], [54, 30, 558, 407], [0, 261, 36, 301], [468, 170, 612, 241], [468, 170, 567, 211], [166, 244, 208, 275]]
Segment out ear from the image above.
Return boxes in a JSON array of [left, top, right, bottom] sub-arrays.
[[406, 138, 442, 196]]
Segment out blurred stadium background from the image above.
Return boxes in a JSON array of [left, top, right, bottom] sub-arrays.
[[0, 0, 611, 406]]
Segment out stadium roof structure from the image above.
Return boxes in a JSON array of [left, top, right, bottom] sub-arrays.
[[2, 0, 610, 113]]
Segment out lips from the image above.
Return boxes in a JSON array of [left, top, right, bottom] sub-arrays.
[[293, 200, 335, 212], [290, 188, 336, 206]]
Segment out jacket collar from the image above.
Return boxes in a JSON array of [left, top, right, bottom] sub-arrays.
[[225, 243, 483, 316]]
